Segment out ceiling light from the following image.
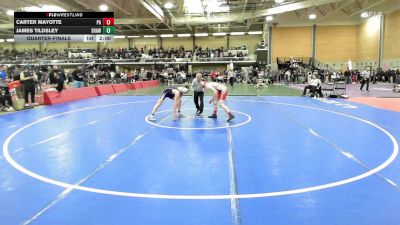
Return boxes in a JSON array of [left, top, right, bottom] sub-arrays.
[[6, 10, 14, 16], [164, 2, 174, 9], [22, 4, 66, 12], [99, 4, 108, 11], [275, 0, 284, 3], [230, 32, 245, 36], [361, 12, 369, 18], [248, 31, 262, 35], [266, 16, 274, 21], [178, 34, 191, 37], [6, 39, 14, 42], [212, 32, 226, 36], [308, 13, 317, 20], [195, 33, 208, 37], [160, 34, 174, 38], [128, 35, 140, 38], [144, 35, 157, 38], [0, 39, 5, 42], [184, 0, 229, 14], [114, 35, 126, 39]]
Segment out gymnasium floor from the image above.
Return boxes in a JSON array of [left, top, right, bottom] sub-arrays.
[[1, 93, 400, 225]]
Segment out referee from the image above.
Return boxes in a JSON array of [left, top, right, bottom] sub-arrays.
[[192, 73, 204, 116], [360, 69, 370, 91]]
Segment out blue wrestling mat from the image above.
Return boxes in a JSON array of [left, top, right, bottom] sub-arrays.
[[1, 95, 400, 225]]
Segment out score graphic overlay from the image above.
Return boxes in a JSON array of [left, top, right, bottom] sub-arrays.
[[14, 12, 114, 42]]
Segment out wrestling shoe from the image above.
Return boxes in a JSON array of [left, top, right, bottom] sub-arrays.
[[148, 115, 157, 121], [227, 113, 235, 122], [208, 113, 217, 119]]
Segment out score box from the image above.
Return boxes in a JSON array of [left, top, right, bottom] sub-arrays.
[[103, 18, 114, 26], [102, 26, 114, 35]]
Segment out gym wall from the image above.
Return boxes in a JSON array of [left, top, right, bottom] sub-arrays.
[[195, 36, 227, 49], [130, 37, 158, 49], [383, 10, 400, 60], [271, 26, 313, 63], [230, 34, 262, 56], [103, 38, 129, 49], [162, 37, 193, 50], [14, 42, 40, 50], [192, 65, 227, 72], [0, 42, 13, 50], [70, 42, 98, 49], [316, 25, 358, 62], [357, 15, 380, 61], [44, 42, 68, 50]]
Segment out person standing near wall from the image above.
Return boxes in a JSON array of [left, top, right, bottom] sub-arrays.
[[72, 66, 84, 88], [228, 70, 234, 88], [210, 70, 217, 82], [192, 73, 204, 116], [285, 69, 291, 85], [20, 67, 38, 107], [360, 69, 370, 91], [344, 69, 351, 84]]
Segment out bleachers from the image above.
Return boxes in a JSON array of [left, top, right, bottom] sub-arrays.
[[0, 47, 252, 65]]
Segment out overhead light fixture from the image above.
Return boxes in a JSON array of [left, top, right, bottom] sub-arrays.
[[212, 32, 226, 36], [361, 12, 369, 18], [6, 39, 14, 42], [160, 34, 174, 38], [128, 35, 140, 38], [99, 4, 108, 11], [275, 0, 284, 3], [266, 16, 274, 21], [22, 4, 66, 12], [0, 39, 5, 42], [6, 10, 14, 16], [144, 35, 157, 38], [177, 34, 191, 37], [230, 32, 245, 36], [308, 13, 317, 20], [114, 35, 126, 39], [184, 0, 229, 14], [248, 31, 262, 35], [164, 2, 174, 9], [195, 33, 208, 37]]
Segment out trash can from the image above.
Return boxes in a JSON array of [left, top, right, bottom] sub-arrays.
[[8, 81, 25, 111]]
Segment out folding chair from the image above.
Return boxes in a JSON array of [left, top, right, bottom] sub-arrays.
[[320, 82, 335, 98], [334, 81, 346, 96]]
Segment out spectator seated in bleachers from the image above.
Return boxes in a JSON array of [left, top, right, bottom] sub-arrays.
[[0, 44, 252, 65]]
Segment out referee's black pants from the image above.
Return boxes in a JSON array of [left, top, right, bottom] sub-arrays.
[[360, 78, 370, 91], [229, 77, 234, 87], [194, 91, 204, 113], [24, 84, 36, 104]]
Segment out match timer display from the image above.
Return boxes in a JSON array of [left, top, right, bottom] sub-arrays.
[[14, 12, 115, 42]]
